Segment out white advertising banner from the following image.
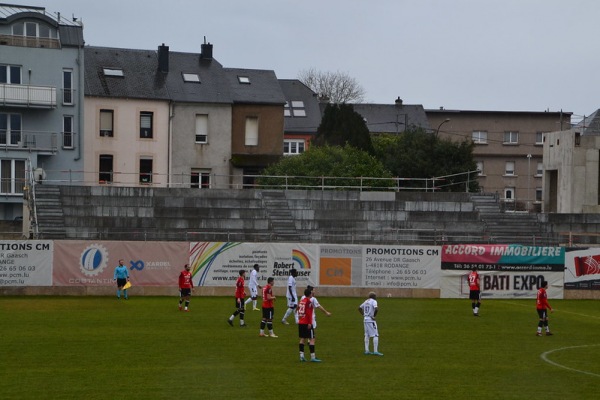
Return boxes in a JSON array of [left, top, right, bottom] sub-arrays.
[[440, 244, 565, 298], [361, 245, 441, 288], [189, 242, 318, 289], [0, 241, 53, 286]]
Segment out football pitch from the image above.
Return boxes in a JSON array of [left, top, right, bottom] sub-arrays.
[[1, 296, 599, 399]]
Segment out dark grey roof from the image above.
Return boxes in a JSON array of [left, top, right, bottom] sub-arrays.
[[351, 103, 431, 134], [224, 68, 285, 105], [279, 79, 321, 134], [165, 51, 232, 104], [84, 46, 170, 100], [574, 109, 600, 135]]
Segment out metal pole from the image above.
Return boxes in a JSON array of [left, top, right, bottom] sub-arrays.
[[527, 154, 532, 212]]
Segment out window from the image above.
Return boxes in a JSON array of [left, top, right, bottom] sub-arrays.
[[0, 159, 25, 195], [285, 101, 307, 117], [504, 187, 515, 201], [503, 131, 519, 144], [245, 117, 258, 146], [536, 162, 543, 176], [140, 112, 153, 139], [283, 139, 305, 155], [472, 131, 487, 144], [535, 132, 546, 145], [195, 114, 208, 143], [63, 115, 73, 149], [99, 110, 114, 137], [12, 22, 54, 39], [0, 65, 22, 84], [505, 161, 515, 176], [103, 68, 123, 77], [238, 76, 250, 84], [99, 155, 113, 183], [191, 169, 210, 188], [63, 69, 73, 105], [139, 158, 153, 184], [476, 161, 484, 176], [182, 73, 200, 83], [0, 113, 22, 146], [535, 188, 542, 202]]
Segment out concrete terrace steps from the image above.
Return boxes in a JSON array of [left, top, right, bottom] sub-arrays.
[[471, 193, 543, 242], [260, 191, 298, 238], [33, 185, 67, 239]]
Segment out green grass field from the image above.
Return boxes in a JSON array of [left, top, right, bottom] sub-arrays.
[[1, 296, 599, 399]]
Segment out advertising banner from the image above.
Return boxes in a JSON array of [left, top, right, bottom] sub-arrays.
[[53, 241, 188, 286], [440, 244, 565, 298], [360, 245, 441, 288], [564, 247, 600, 290], [189, 242, 317, 289], [0, 241, 53, 286]]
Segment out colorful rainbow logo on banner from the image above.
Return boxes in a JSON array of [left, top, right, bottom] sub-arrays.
[[292, 249, 311, 270]]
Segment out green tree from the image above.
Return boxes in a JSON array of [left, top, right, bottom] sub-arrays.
[[372, 129, 479, 192], [313, 103, 374, 154], [258, 144, 395, 190]]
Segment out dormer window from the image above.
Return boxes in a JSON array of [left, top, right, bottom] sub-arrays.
[[103, 68, 124, 77], [12, 22, 55, 38], [238, 76, 250, 84], [183, 73, 200, 83]]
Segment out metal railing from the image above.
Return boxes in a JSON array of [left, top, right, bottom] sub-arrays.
[[33, 169, 479, 192], [0, 83, 57, 107]]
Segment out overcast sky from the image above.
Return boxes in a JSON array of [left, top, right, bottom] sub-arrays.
[[26, 0, 600, 120]]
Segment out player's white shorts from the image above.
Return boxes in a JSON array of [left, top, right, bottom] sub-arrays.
[[249, 286, 258, 298], [286, 296, 297, 308], [364, 320, 379, 337]]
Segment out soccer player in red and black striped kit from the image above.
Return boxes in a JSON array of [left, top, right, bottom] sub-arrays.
[[536, 280, 554, 336], [228, 270, 247, 327], [178, 264, 194, 311], [468, 267, 481, 316]]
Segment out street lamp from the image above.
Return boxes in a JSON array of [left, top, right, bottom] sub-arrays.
[[435, 118, 451, 137], [527, 154, 532, 212]]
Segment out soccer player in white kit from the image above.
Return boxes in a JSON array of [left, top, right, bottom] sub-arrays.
[[281, 269, 298, 324], [244, 264, 261, 310], [359, 292, 383, 356], [300, 285, 331, 328]]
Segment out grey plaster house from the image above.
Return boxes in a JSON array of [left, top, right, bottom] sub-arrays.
[[0, 3, 84, 219]]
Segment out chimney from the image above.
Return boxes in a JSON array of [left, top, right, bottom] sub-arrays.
[[158, 43, 169, 72], [200, 36, 213, 60], [395, 97, 403, 107]]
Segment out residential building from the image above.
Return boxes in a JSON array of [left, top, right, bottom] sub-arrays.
[[279, 79, 321, 156], [427, 109, 571, 210], [84, 46, 171, 186], [224, 67, 286, 187], [0, 3, 84, 219], [543, 109, 600, 213], [166, 42, 233, 189], [353, 97, 430, 135]]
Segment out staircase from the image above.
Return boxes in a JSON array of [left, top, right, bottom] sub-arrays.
[[260, 191, 299, 240], [471, 193, 544, 245], [33, 185, 66, 239]]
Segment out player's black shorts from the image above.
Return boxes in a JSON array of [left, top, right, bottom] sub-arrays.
[[298, 323, 315, 339], [236, 297, 245, 311], [116, 278, 127, 288], [537, 308, 548, 319], [180, 288, 192, 297], [469, 290, 481, 301], [262, 307, 274, 320]]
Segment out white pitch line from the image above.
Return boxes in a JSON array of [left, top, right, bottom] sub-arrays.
[[541, 344, 600, 378]]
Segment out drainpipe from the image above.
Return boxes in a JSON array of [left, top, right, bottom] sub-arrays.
[[74, 44, 83, 162]]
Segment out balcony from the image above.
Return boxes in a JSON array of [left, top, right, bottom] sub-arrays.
[[0, 34, 60, 49], [0, 83, 57, 108], [0, 130, 59, 154]]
